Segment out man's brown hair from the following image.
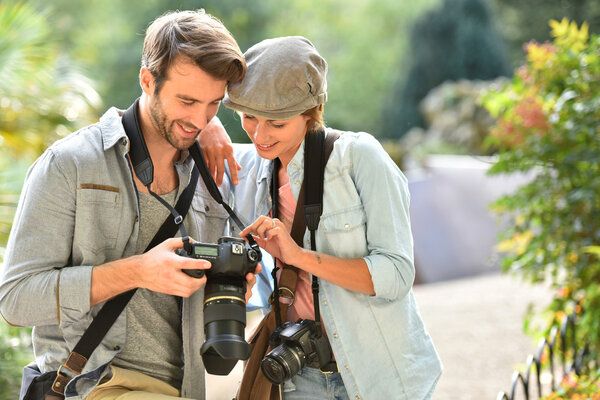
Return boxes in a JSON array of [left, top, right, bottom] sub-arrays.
[[142, 9, 246, 92]]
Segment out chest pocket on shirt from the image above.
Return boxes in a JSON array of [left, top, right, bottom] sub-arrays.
[[75, 185, 123, 254], [190, 193, 230, 243], [319, 205, 368, 258]]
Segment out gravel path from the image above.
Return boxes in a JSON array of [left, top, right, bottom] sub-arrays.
[[414, 273, 552, 400]]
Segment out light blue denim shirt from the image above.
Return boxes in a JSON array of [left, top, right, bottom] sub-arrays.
[[0, 107, 231, 400], [232, 130, 442, 400]]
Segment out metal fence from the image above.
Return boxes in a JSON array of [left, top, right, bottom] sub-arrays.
[[496, 311, 593, 400]]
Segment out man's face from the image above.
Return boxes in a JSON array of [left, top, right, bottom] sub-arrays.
[[147, 57, 227, 151]]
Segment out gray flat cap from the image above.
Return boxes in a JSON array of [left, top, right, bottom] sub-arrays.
[[223, 36, 327, 120]]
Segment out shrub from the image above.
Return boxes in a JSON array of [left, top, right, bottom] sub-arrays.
[[482, 18, 600, 361]]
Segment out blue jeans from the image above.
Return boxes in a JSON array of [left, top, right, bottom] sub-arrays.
[[282, 367, 350, 400]]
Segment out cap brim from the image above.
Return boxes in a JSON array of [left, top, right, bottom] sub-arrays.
[[223, 97, 308, 120]]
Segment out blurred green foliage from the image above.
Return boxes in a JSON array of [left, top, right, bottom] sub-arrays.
[[382, 0, 510, 138], [482, 18, 600, 357], [25, 0, 443, 142], [0, 322, 31, 399], [490, 0, 600, 68], [0, 0, 101, 258]]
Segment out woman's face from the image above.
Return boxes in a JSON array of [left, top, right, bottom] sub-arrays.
[[241, 113, 310, 166]]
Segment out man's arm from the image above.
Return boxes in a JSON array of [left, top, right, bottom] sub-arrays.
[[90, 238, 210, 306], [0, 150, 211, 326]]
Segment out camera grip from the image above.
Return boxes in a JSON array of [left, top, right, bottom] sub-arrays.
[[183, 268, 205, 279], [176, 248, 206, 279]]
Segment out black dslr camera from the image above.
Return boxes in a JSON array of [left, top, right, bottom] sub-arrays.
[[260, 319, 332, 384], [177, 236, 260, 375]]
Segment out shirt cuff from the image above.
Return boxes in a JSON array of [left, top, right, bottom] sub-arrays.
[[58, 265, 94, 320], [364, 254, 412, 300]]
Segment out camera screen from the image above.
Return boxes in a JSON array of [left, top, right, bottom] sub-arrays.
[[193, 245, 218, 257]]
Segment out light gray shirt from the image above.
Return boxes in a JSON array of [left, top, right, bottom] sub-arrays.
[[110, 189, 184, 389], [0, 107, 231, 399]]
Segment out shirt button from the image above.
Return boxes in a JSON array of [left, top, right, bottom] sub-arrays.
[[294, 180, 299, 185], [322, 301, 327, 306], [355, 396, 360, 400], [121, 138, 127, 146], [113, 345, 120, 351], [344, 224, 350, 230], [135, 216, 139, 222], [333, 333, 338, 338], [345, 365, 350, 370], [205, 205, 210, 212]]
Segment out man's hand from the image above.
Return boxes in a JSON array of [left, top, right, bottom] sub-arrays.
[[137, 237, 211, 297], [90, 237, 211, 306], [199, 117, 241, 186], [244, 263, 262, 303]]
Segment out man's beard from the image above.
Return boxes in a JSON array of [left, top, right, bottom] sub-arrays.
[[149, 95, 199, 151]]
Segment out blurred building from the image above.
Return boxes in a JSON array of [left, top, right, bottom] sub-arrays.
[[407, 154, 531, 283]]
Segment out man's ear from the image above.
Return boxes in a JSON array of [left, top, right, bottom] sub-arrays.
[[140, 67, 155, 95]]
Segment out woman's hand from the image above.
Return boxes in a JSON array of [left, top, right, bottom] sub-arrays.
[[239, 216, 303, 266], [198, 117, 242, 186], [240, 217, 375, 295]]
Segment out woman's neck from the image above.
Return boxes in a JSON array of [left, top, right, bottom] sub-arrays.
[[277, 161, 290, 187]]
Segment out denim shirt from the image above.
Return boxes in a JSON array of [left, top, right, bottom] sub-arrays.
[[0, 107, 231, 400], [232, 130, 442, 400]]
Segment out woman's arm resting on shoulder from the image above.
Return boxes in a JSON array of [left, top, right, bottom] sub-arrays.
[[198, 116, 241, 186]]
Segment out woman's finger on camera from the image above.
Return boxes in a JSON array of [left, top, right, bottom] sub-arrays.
[[240, 215, 267, 238]]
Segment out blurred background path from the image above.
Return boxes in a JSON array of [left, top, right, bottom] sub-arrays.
[[414, 273, 551, 399]]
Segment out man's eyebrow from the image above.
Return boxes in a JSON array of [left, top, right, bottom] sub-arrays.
[[176, 94, 224, 103]]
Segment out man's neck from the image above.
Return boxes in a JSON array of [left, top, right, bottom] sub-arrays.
[[134, 96, 180, 194]]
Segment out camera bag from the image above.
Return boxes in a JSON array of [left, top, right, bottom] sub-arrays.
[[236, 128, 341, 400], [23, 99, 200, 400]]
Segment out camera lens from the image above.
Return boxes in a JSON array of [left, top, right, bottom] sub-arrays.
[[261, 343, 305, 384], [201, 281, 250, 375]]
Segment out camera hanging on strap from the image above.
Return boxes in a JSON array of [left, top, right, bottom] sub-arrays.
[[260, 128, 342, 385]]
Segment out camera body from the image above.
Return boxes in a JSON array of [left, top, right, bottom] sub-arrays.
[[178, 236, 259, 279], [176, 236, 260, 375], [261, 319, 332, 384]]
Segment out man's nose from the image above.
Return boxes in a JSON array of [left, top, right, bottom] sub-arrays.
[[191, 107, 209, 131]]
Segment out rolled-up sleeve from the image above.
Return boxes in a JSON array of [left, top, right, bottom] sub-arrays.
[[0, 149, 92, 327], [351, 134, 415, 300]]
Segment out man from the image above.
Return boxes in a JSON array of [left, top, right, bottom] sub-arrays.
[[0, 9, 256, 400]]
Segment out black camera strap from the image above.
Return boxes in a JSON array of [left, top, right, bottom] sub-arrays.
[[271, 128, 340, 329], [47, 99, 199, 399], [122, 98, 194, 253], [188, 142, 262, 260]]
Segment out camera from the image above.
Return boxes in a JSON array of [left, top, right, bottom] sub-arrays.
[[261, 319, 332, 384], [177, 236, 260, 375]]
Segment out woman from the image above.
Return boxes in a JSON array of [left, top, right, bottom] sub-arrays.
[[223, 36, 441, 400]]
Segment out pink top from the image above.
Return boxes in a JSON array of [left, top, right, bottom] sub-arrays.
[[275, 182, 315, 323]]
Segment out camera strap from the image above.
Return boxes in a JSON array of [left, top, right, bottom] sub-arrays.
[[271, 128, 340, 328], [188, 141, 262, 259], [46, 99, 200, 400]]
